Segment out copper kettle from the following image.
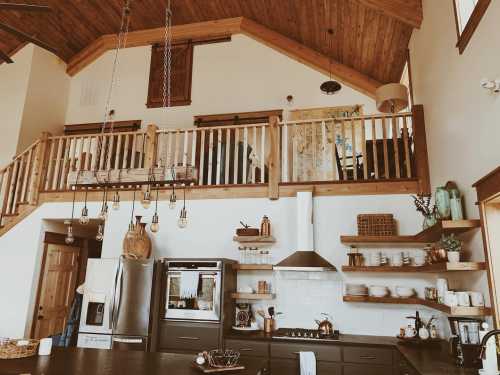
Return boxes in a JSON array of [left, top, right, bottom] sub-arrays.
[[315, 313, 334, 336]]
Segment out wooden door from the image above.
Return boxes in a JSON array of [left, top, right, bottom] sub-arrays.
[[33, 242, 80, 339]]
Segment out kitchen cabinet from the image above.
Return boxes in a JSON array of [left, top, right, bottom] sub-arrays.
[[343, 345, 394, 365], [270, 342, 342, 362], [270, 359, 342, 374], [343, 363, 393, 375], [159, 321, 220, 354]]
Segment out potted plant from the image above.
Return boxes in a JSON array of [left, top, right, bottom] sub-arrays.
[[412, 194, 437, 229], [440, 234, 462, 263]]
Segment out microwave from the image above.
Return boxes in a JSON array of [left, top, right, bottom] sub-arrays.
[[164, 261, 222, 322]]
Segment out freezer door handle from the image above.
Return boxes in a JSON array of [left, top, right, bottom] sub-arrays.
[[112, 337, 144, 344], [110, 261, 121, 330]]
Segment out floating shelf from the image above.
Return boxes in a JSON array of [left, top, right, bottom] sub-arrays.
[[340, 220, 481, 246], [343, 295, 491, 316], [342, 262, 486, 273], [231, 293, 275, 300], [232, 264, 274, 271], [233, 235, 276, 248]]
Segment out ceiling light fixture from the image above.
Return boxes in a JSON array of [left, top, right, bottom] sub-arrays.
[[320, 27, 342, 95]]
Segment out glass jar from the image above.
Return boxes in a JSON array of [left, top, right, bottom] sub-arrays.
[[423, 213, 438, 229], [450, 189, 464, 220], [435, 187, 451, 219]]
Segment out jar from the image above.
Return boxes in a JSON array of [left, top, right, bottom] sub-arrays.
[[423, 213, 437, 229], [449, 189, 464, 220], [260, 216, 271, 236], [435, 187, 451, 219]]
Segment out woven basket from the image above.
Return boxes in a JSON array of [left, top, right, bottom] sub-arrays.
[[0, 339, 39, 359], [357, 214, 396, 236]]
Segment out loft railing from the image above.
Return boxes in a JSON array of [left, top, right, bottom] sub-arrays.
[[0, 105, 430, 226]]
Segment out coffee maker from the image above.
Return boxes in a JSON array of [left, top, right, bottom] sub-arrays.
[[235, 303, 252, 328]]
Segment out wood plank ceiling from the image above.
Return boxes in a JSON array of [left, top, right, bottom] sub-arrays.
[[0, 0, 421, 84]]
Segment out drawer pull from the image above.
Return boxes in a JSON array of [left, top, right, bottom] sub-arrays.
[[178, 336, 200, 341], [293, 351, 318, 355], [239, 348, 253, 352], [359, 355, 377, 360]]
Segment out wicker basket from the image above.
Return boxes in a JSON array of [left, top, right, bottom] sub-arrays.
[[0, 339, 39, 359], [357, 214, 396, 236]]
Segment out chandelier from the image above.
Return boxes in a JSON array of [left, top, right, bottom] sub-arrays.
[[66, 0, 192, 244]]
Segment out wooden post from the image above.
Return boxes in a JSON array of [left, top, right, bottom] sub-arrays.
[[29, 132, 51, 206], [144, 124, 159, 171], [412, 105, 431, 195], [268, 116, 280, 200]]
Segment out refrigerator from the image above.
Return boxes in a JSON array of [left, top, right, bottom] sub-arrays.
[[77, 257, 154, 351]]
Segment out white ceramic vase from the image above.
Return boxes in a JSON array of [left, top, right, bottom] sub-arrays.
[[447, 251, 460, 263]]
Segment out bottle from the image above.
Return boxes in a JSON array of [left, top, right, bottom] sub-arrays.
[[450, 189, 464, 220], [430, 325, 438, 339], [435, 187, 451, 219], [260, 215, 271, 237]]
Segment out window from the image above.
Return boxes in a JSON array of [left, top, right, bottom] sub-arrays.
[[453, 0, 491, 54], [146, 41, 193, 108]]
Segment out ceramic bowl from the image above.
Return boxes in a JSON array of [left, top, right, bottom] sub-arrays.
[[395, 286, 415, 298], [369, 286, 389, 298]]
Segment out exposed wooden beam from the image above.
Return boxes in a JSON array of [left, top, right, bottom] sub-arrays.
[[66, 16, 382, 97], [239, 18, 381, 98], [67, 17, 243, 76], [356, 0, 423, 29]]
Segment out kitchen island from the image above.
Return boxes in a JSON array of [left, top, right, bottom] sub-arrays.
[[0, 348, 265, 375]]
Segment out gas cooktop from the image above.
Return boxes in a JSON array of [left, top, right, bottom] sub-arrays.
[[272, 328, 340, 342]]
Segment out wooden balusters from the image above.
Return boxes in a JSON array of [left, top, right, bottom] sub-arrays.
[[371, 118, 379, 179], [242, 127, 248, 184], [381, 118, 389, 179], [199, 129, 205, 185], [341, 120, 347, 180], [216, 129, 222, 185], [260, 125, 266, 183], [191, 130, 197, 174], [281, 122, 288, 183], [361, 118, 368, 179], [321, 121, 327, 180], [233, 128, 239, 184], [330, 121, 338, 181], [207, 129, 214, 185], [402, 115, 412, 178], [391, 115, 401, 178], [351, 119, 357, 180], [225, 128, 230, 184]]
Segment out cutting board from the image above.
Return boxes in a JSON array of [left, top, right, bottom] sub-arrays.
[[192, 362, 246, 373]]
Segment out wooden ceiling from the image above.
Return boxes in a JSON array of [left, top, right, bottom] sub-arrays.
[[0, 0, 422, 85]]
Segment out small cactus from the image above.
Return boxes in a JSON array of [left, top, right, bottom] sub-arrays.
[[440, 233, 462, 253]]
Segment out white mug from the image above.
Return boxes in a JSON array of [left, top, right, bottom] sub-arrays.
[[370, 253, 381, 267], [38, 337, 52, 356], [436, 278, 449, 304], [456, 292, 471, 307], [469, 292, 485, 307], [391, 253, 403, 267], [444, 291, 458, 307]]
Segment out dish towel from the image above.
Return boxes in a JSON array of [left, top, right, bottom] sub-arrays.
[[299, 351, 316, 375], [179, 271, 200, 299]]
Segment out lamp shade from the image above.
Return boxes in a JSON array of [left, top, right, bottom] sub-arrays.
[[375, 83, 409, 113]]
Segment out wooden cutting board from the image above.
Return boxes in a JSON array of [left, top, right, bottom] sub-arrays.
[[192, 362, 246, 373]]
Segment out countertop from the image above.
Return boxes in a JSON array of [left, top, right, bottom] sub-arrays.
[[0, 348, 265, 375], [225, 330, 480, 375]]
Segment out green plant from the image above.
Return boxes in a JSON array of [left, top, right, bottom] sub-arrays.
[[440, 234, 462, 252]]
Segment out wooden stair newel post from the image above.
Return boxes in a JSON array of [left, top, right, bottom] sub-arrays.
[[29, 132, 51, 206], [412, 105, 431, 195], [268, 115, 280, 200], [143, 124, 159, 192]]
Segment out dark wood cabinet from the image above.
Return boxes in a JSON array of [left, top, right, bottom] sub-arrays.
[[343, 345, 394, 365], [270, 358, 342, 374], [343, 363, 393, 375], [270, 342, 342, 362], [225, 339, 269, 358], [158, 321, 220, 354]]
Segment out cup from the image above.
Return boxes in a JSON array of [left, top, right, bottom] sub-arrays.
[[456, 292, 471, 307], [370, 253, 381, 267], [391, 253, 403, 267], [444, 291, 458, 307], [469, 292, 485, 307], [413, 250, 426, 266], [38, 337, 52, 356], [436, 278, 449, 304]]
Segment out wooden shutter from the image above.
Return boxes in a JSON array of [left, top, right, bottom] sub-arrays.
[[147, 41, 193, 108]]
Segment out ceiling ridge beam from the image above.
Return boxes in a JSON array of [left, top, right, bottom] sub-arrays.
[[356, 0, 423, 28], [67, 17, 244, 76], [239, 18, 381, 98]]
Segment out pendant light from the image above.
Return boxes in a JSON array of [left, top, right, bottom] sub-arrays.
[[150, 183, 160, 233], [112, 191, 121, 210], [169, 167, 176, 209], [126, 189, 138, 238], [79, 189, 90, 225], [98, 188, 109, 221], [141, 187, 152, 209], [65, 188, 76, 244], [320, 25, 342, 95], [177, 183, 188, 229], [96, 223, 105, 242]]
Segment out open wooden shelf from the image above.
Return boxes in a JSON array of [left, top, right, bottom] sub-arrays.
[[342, 262, 486, 273], [232, 264, 274, 271], [343, 295, 491, 316], [231, 293, 275, 300], [233, 235, 276, 248], [340, 220, 481, 246]]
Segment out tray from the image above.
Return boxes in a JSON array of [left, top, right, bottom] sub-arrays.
[[193, 363, 246, 373]]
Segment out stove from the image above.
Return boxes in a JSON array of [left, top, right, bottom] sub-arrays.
[[272, 328, 340, 342]]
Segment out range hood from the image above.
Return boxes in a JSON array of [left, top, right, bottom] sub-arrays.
[[274, 191, 336, 272]]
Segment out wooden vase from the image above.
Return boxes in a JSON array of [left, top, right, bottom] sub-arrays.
[[122, 216, 152, 259]]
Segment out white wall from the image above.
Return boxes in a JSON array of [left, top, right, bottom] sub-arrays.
[[0, 45, 33, 166], [65, 34, 377, 128], [0, 194, 460, 339], [410, 0, 500, 218], [17, 47, 70, 152]]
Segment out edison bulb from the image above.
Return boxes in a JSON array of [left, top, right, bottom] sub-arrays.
[[150, 213, 160, 233], [79, 207, 90, 225], [141, 191, 151, 209], [96, 224, 104, 242], [177, 208, 188, 229], [98, 203, 108, 221], [65, 225, 75, 244], [112, 192, 120, 210], [169, 192, 177, 209]]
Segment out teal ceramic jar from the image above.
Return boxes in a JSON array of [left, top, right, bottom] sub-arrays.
[[435, 187, 451, 219], [450, 189, 464, 220]]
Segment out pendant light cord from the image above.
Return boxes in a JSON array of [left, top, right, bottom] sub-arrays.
[[130, 188, 137, 225]]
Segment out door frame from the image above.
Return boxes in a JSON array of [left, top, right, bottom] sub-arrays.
[[30, 232, 84, 338]]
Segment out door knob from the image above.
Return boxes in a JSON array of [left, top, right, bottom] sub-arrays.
[[37, 315, 44, 320]]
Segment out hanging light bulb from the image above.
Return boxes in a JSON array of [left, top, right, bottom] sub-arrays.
[[98, 202, 109, 221], [142, 189, 152, 209], [169, 189, 176, 209], [177, 184, 188, 228], [151, 212, 160, 233], [65, 224, 75, 244], [96, 223, 105, 242], [80, 206, 90, 225], [112, 191, 120, 210]]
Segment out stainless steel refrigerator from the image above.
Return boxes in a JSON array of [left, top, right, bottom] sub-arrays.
[[77, 257, 154, 351]]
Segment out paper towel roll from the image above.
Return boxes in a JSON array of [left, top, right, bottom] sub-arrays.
[[38, 337, 52, 356], [296, 191, 314, 251]]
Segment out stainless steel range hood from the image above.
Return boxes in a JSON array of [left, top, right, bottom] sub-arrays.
[[274, 191, 336, 272]]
